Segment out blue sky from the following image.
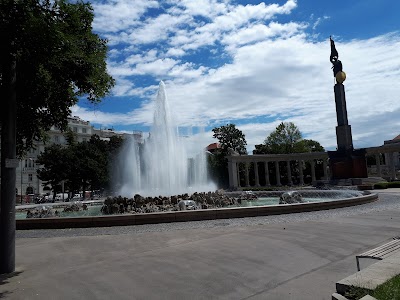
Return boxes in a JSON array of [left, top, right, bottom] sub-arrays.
[[73, 0, 400, 153]]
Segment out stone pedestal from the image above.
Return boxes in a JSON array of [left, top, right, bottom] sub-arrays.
[[328, 149, 368, 179], [329, 83, 367, 180]]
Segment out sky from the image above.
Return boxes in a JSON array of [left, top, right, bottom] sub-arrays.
[[73, 0, 400, 155]]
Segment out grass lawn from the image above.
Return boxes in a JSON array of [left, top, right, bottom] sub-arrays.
[[345, 274, 400, 300]]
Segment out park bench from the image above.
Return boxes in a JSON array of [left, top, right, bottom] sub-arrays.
[[356, 237, 400, 271]]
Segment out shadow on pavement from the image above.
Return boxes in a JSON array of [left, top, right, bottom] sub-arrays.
[[0, 270, 23, 299]]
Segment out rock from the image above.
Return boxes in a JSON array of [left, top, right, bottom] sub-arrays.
[[279, 191, 303, 204]]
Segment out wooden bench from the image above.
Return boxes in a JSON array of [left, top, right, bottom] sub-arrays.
[[356, 237, 400, 271]]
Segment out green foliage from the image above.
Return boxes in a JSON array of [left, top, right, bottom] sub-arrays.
[[0, 0, 114, 154], [264, 122, 302, 154], [209, 124, 247, 188], [388, 181, 400, 188], [344, 274, 400, 300], [344, 286, 370, 300], [372, 274, 400, 300], [254, 122, 324, 154], [212, 124, 247, 155], [36, 144, 70, 191], [374, 182, 389, 189], [374, 182, 400, 189], [37, 135, 124, 195]]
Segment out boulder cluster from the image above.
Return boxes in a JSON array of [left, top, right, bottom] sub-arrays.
[[279, 191, 303, 204], [25, 202, 89, 218], [26, 206, 59, 218], [100, 190, 259, 215]]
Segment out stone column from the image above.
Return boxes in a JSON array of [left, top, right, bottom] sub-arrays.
[[245, 162, 250, 187], [275, 161, 281, 186], [286, 161, 292, 185], [375, 154, 381, 177], [227, 158, 238, 189], [310, 160, 316, 182], [323, 159, 328, 180], [299, 160, 304, 185], [237, 163, 241, 187], [264, 161, 271, 186], [254, 161, 260, 187], [334, 83, 353, 152], [389, 153, 397, 180]]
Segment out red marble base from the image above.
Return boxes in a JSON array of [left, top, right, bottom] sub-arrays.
[[328, 149, 368, 179]]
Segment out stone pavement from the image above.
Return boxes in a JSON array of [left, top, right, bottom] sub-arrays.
[[1, 191, 400, 300]]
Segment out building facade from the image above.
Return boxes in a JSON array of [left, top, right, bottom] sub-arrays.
[[15, 116, 141, 199]]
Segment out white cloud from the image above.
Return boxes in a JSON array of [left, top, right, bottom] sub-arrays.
[[92, 0, 159, 33], [84, 1, 400, 153]]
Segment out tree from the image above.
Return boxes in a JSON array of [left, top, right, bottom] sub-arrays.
[[0, 0, 115, 153], [36, 135, 124, 198], [254, 122, 324, 154], [212, 124, 247, 155], [36, 144, 71, 199], [1, 1, 114, 272], [210, 124, 247, 188]]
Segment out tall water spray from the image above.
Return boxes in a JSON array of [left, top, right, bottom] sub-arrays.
[[116, 81, 215, 196]]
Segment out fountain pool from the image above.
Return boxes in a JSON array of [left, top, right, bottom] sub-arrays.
[[15, 190, 378, 227]]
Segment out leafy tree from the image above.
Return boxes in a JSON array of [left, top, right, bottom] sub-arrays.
[[210, 124, 247, 188], [295, 139, 325, 153], [37, 135, 124, 198], [0, 0, 115, 154], [212, 124, 247, 155], [36, 144, 71, 199], [254, 122, 324, 154], [0, 0, 114, 274]]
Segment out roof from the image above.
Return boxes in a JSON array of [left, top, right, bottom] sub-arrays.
[[206, 143, 221, 151]]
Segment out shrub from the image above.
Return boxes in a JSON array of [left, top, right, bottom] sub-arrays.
[[387, 181, 400, 188], [374, 182, 389, 189]]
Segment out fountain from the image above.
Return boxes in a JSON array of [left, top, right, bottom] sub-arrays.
[[115, 81, 216, 197]]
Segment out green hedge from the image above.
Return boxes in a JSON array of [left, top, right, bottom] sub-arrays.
[[374, 182, 389, 189], [373, 181, 400, 189]]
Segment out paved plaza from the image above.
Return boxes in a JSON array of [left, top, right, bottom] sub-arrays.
[[1, 190, 400, 300]]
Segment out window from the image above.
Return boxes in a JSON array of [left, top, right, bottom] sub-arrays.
[[25, 160, 28, 168], [73, 127, 78, 133], [54, 135, 59, 142], [82, 128, 87, 134], [28, 174, 33, 182]]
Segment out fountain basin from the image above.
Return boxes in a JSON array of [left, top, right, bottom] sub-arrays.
[[16, 190, 378, 230]]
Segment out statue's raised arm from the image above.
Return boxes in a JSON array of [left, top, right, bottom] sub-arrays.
[[330, 36, 343, 78]]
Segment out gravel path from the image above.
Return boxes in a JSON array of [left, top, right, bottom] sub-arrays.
[[16, 192, 399, 239]]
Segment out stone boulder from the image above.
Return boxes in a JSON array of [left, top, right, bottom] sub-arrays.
[[279, 191, 303, 204]]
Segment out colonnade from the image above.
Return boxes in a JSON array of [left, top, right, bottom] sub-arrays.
[[227, 152, 329, 189], [365, 144, 400, 180]]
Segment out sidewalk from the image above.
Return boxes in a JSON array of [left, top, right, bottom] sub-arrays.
[[1, 192, 400, 299]]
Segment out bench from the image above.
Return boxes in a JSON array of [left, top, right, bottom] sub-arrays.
[[356, 237, 400, 271]]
